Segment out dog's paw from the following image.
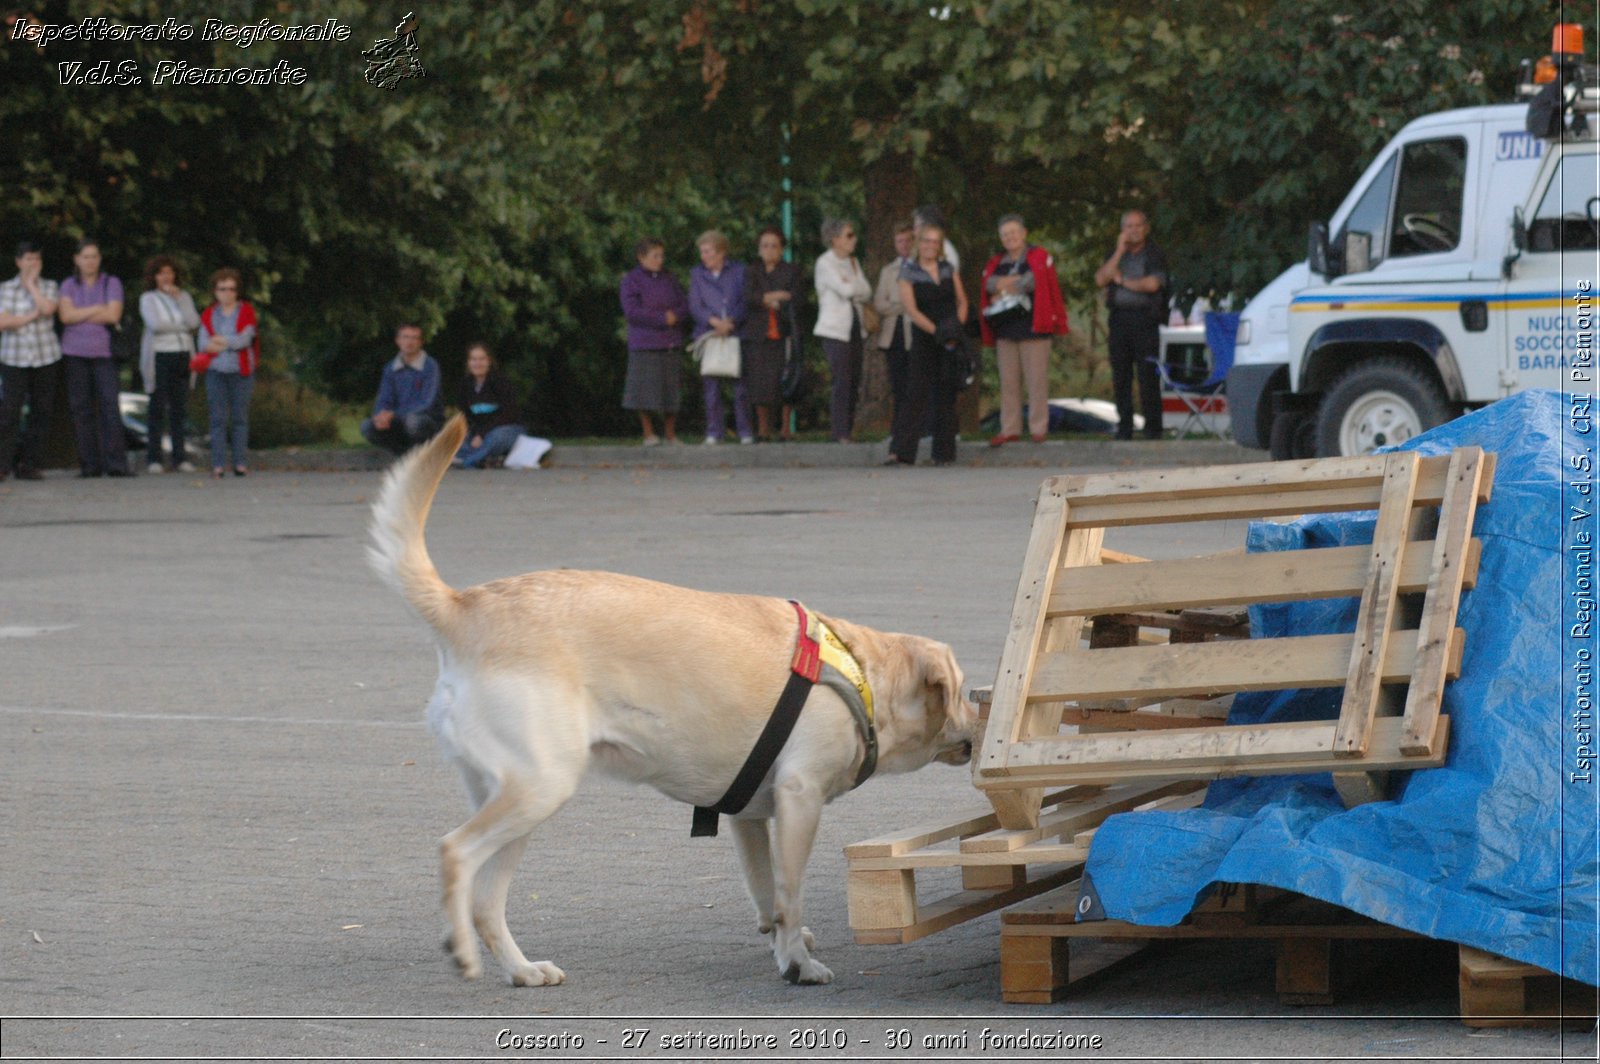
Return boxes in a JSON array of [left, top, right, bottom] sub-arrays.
[[444, 934, 482, 980], [781, 958, 833, 985], [510, 961, 566, 987], [761, 924, 815, 951]]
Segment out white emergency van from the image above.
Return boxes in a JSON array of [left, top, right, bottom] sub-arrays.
[[1227, 27, 1599, 457]]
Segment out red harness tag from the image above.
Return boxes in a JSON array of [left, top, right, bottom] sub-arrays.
[[789, 600, 822, 682]]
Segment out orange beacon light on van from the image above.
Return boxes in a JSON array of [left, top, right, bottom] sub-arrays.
[[1552, 23, 1584, 58]]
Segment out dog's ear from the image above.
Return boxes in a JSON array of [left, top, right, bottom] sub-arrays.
[[921, 640, 975, 734]]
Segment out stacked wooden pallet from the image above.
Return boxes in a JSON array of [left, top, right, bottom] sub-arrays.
[[839, 449, 1573, 1022], [977, 447, 1494, 827]]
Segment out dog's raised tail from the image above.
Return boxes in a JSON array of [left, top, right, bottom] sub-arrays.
[[368, 414, 468, 628]]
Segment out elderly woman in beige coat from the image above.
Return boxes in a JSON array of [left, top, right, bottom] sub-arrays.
[[812, 217, 871, 442]]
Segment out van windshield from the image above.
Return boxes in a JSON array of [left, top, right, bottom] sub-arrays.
[[1529, 151, 1600, 252]]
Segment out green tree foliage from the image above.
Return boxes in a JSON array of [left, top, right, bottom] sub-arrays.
[[0, 0, 1575, 435]]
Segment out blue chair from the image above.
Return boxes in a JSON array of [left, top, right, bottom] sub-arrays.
[[1152, 312, 1238, 440]]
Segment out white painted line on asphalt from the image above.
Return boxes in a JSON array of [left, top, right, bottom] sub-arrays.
[[0, 704, 424, 728], [0, 623, 77, 638]]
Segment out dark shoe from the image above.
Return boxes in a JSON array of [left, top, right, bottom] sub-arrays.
[[1143, 430, 1164, 440], [14, 466, 42, 481], [1111, 432, 1133, 442], [80, 468, 103, 478], [233, 466, 248, 477], [106, 468, 136, 478], [881, 457, 912, 467]]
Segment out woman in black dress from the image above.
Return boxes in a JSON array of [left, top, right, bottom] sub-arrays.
[[741, 226, 802, 442], [891, 223, 969, 466]]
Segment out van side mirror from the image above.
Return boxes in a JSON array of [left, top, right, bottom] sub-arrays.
[[1308, 222, 1336, 278]]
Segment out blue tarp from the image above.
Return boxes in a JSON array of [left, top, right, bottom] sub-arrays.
[[1082, 390, 1599, 985]]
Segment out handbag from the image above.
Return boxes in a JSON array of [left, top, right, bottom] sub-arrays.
[[779, 301, 808, 403], [692, 332, 741, 378]]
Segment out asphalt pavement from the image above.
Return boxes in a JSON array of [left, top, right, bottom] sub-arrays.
[[0, 446, 1585, 1062]]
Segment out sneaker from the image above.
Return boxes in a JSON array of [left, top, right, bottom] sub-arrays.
[[703, 436, 719, 446], [739, 435, 755, 445], [642, 435, 661, 447], [176, 461, 196, 473], [988, 434, 1019, 448], [147, 462, 165, 474]]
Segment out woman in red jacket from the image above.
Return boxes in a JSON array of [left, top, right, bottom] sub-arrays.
[[980, 215, 1068, 446]]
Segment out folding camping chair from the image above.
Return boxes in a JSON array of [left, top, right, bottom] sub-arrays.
[[1151, 311, 1238, 440]]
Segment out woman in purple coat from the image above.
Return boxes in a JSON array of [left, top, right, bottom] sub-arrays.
[[619, 237, 690, 446]]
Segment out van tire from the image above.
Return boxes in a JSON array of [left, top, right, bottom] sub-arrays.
[[1269, 410, 1318, 461], [1314, 358, 1451, 457]]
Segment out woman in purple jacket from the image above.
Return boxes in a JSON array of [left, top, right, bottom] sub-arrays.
[[619, 237, 689, 446]]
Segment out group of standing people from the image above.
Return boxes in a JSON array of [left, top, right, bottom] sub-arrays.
[[0, 238, 256, 482], [617, 205, 1128, 464]]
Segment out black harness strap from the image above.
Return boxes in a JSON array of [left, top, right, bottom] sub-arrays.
[[691, 600, 819, 838]]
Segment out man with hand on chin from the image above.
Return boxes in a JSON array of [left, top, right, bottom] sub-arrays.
[[1095, 209, 1169, 441], [361, 323, 443, 455]]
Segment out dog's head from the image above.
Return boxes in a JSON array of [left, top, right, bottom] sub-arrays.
[[873, 632, 978, 774]]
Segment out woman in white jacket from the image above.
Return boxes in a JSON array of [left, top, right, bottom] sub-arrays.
[[812, 217, 871, 442]]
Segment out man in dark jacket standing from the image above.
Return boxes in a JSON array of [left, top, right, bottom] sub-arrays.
[[1094, 210, 1168, 440]]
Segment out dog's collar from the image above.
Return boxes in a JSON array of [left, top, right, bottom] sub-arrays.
[[690, 600, 877, 838], [807, 609, 878, 790]]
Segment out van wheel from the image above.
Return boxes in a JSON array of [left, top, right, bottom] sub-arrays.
[[1268, 410, 1318, 460], [1315, 359, 1450, 457]]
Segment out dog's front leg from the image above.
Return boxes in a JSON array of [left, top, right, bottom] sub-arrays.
[[769, 777, 831, 985]]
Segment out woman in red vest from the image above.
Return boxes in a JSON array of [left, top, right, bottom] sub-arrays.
[[980, 215, 1068, 446], [193, 267, 258, 478]]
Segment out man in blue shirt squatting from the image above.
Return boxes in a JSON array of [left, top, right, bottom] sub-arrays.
[[361, 323, 444, 455]]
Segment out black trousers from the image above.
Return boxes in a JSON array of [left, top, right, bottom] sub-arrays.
[[65, 355, 128, 473], [146, 351, 191, 467], [889, 334, 960, 464], [1108, 308, 1163, 438], [0, 360, 61, 473]]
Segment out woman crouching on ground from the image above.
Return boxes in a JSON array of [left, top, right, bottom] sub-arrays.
[[454, 342, 526, 468]]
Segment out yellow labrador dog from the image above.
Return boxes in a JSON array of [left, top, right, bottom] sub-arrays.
[[369, 417, 976, 987]]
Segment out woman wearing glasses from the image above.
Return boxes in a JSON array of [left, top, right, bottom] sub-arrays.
[[193, 268, 258, 478], [812, 218, 871, 442]]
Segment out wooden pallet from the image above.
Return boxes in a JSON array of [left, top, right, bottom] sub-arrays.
[[1458, 946, 1598, 1028], [977, 448, 1495, 829], [845, 781, 1204, 944], [1000, 880, 1422, 1005]]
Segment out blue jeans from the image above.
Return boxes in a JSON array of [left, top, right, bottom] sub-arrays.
[[205, 371, 253, 470], [455, 423, 525, 468], [64, 355, 127, 474]]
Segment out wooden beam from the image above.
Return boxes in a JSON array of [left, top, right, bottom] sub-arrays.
[[1024, 628, 1462, 704], [1402, 447, 1490, 755], [986, 715, 1451, 786], [1332, 451, 1421, 756], [1047, 539, 1479, 618]]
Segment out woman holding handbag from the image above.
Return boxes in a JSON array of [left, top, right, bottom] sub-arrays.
[[688, 230, 749, 445], [741, 226, 802, 442], [892, 222, 969, 466], [812, 217, 871, 442], [138, 255, 200, 473]]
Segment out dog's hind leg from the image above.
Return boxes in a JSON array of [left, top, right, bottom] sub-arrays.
[[440, 772, 576, 984], [471, 835, 563, 987], [769, 777, 831, 985]]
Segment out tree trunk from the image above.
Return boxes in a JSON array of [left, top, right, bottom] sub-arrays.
[[855, 149, 918, 436]]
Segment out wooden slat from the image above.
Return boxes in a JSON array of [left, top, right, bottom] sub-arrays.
[[1402, 447, 1490, 754], [1047, 539, 1480, 618], [961, 780, 1203, 854], [1021, 628, 1462, 705], [976, 487, 1072, 778], [985, 715, 1449, 786], [1333, 451, 1422, 756], [1058, 454, 1486, 529], [852, 865, 1084, 945], [1047, 454, 1392, 504], [844, 787, 1095, 859], [848, 843, 1090, 870]]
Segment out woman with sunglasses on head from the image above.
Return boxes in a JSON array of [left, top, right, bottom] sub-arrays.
[[812, 218, 871, 442], [891, 222, 969, 466]]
